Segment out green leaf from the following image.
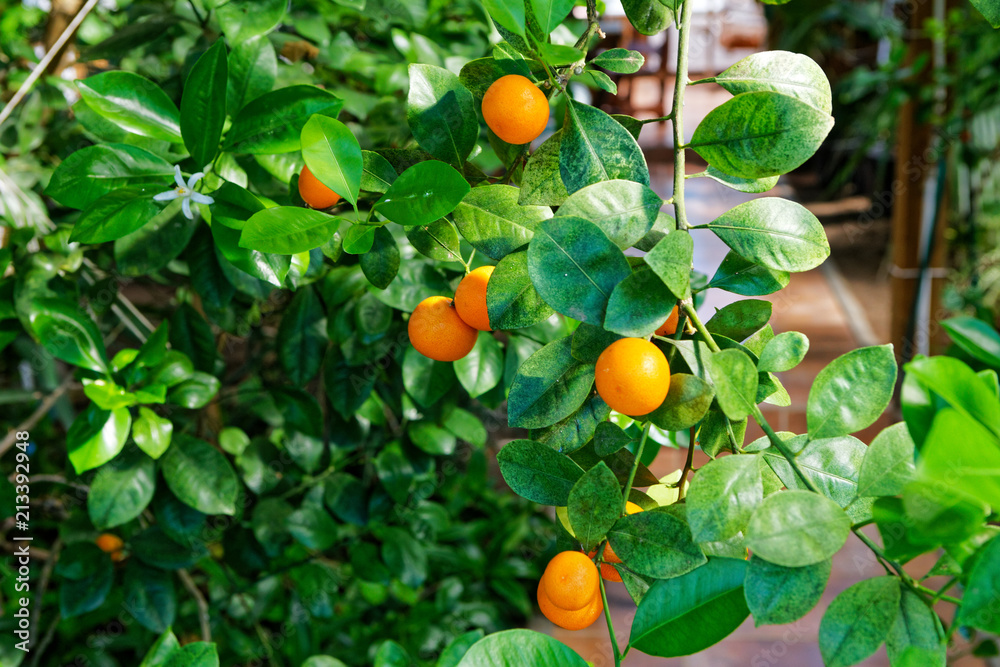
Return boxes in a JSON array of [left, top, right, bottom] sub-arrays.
[[621, 0, 674, 36], [359, 227, 400, 289], [68, 406, 131, 474], [437, 631, 484, 667], [942, 316, 1000, 369], [240, 207, 339, 254], [686, 454, 762, 543], [71, 187, 165, 243], [919, 408, 1000, 509], [57, 543, 114, 618], [167, 372, 220, 409], [819, 577, 901, 667], [519, 130, 569, 206], [561, 101, 649, 194], [747, 490, 850, 567], [409, 421, 457, 456], [115, 207, 198, 275], [223, 85, 343, 154], [645, 232, 693, 299], [527, 216, 631, 324], [714, 51, 832, 113], [808, 345, 897, 439], [608, 511, 707, 579], [124, 564, 176, 632], [969, 0, 1000, 28], [361, 151, 398, 194], [689, 91, 834, 179], [496, 438, 585, 505], [140, 630, 181, 667], [603, 265, 675, 337], [486, 249, 555, 330], [647, 373, 715, 431], [163, 643, 219, 667], [288, 505, 338, 551], [77, 71, 181, 142], [27, 299, 109, 373], [905, 355, 1000, 440], [402, 346, 456, 407], [745, 556, 831, 626], [706, 198, 830, 273], [857, 422, 916, 498], [161, 435, 239, 515], [887, 589, 946, 667], [557, 180, 662, 249], [570, 323, 622, 364], [211, 216, 290, 286], [630, 558, 749, 657], [216, 0, 285, 42], [567, 462, 621, 552], [507, 337, 595, 429], [301, 115, 363, 206], [707, 349, 759, 421], [707, 250, 789, 295], [593, 421, 633, 457], [585, 70, 617, 94], [537, 42, 584, 66], [226, 35, 276, 112], [181, 40, 228, 167], [342, 224, 375, 254], [532, 394, 610, 455], [406, 219, 462, 262], [407, 64, 477, 169], [592, 48, 645, 73], [705, 300, 772, 342], [704, 166, 780, 194], [455, 629, 589, 667], [958, 535, 1000, 633], [529, 0, 575, 33], [759, 435, 867, 514], [88, 448, 156, 529], [45, 144, 174, 210], [325, 473, 368, 526], [452, 184, 553, 260], [758, 331, 809, 372], [278, 287, 326, 385], [455, 332, 504, 398], [375, 161, 471, 226]]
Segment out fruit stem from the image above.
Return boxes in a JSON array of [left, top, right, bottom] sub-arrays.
[[671, 0, 695, 231], [678, 426, 696, 498], [622, 422, 652, 513], [598, 575, 622, 667], [681, 301, 720, 353]]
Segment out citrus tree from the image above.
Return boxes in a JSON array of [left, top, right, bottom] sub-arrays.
[[5, 0, 1000, 665]]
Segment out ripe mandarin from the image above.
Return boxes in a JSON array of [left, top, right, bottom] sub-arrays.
[[408, 296, 478, 362], [454, 265, 494, 332], [482, 74, 550, 145], [655, 304, 680, 336], [595, 338, 671, 416], [537, 551, 603, 631], [298, 164, 341, 209]]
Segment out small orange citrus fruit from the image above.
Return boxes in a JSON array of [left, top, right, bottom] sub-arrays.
[[538, 578, 604, 631], [95, 533, 123, 554], [454, 265, 495, 332], [655, 304, 680, 336], [537, 551, 603, 630], [595, 338, 671, 416], [408, 296, 478, 362], [298, 164, 341, 209], [482, 74, 550, 145]]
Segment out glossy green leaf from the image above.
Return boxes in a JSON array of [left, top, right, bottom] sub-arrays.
[[819, 577, 901, 667], [452, 184, 553, 260], [706, 198, 829, 273], [484, 0, 526, 37], [857, 422, 916, 498], [759, 435, 867, 513], [592, 47, 645, 73], [124, 565, 176, 633], [288, 505, 338, 551], [455, 629, 589, 667], [887, 589, 946, 667], [608, 511, 707, 579], [375, 161, 471, 226], [507, 337, 595, 429], [360, 151, 398, 194], [905, 355, 1000, 440], [278, 287, 326, 385], [621, 0, 674, 35], [67, 405, 131, 474], [46, 144, 173, 210], [647, 373, 715, 431], [223, 85, 343, 154], [486, 249, 555, 330], [88, 448, 156, 529], [630, 558, 749, 657], [958, 535, 1000, 633], [561, 101, 649, 194], [359, 227, 400, 289], [969, 0, 1000, 28], [603, 264, 675, 337], [567, 462, 621, 552], [707, 250, 789, 296], [216, 0, 285, 42], [139, 630, 181, 667], [167, 372, 220, 409], [747, 490, 850, 567], [519, 131, 569, 206], [402, 346, 456, 407], [645, 231, 693, 299], [77, 71, 181, 141], [496, 438, 585, 505], [301, 115, 363, 206], [808, 345, 897, 439], [226, 35, 276, 112], [758, 331, 809, 372], [161, 435, 239, 515], [744, 556, 831, 626], [162, 642, 218, 667], [57, 543, 113, 618], [686, 454, 762, 543], [707, 349, 758, 421], [240, 207, 339, 254], [71, 187, 165, 243], [532, 394, 610, 455], [181, 40, 228, 167], [406, 219, 462, 262], [211, 216, 289, 286], [407, 64, 477, 168], [690, 91, 834, 179], [527, 216, 631, 324], [131, 407, 173, 461], [714, 51, 832, 113], [593, 421, 633, 457], [557, 179, 661, 249], [919, 408, 1000, 509], [704, 166, 780, 194], [27, 299, 109, 373], [455, 332, 504, 398]]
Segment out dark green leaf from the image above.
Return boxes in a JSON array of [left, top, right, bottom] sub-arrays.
[[686, 454, 762, 542], [707, 349, 759, 421], [819, 577, 901, 667], [227, 35, 276, 112], [487, 249, 555, 330], [161, 435, 239, 515], [519, 130, 569, 206], [958, 535, 1000, 633], [452, 184, 553, 260], [507, 337, 595, 429], [608, 511, 707, 579], [704, 166, 780, 194], [27, 298, 109, 373], [567, 462, 622, 551], [557, 180, 661, 249], [808, 345, 897, 439], [375, 161, 471, 226], [604, 265, 675, 337], [406, 219, 461, 262], [561, 101, 649, 194], [181, 40, 228, 167], [402, 346, 456, 408], [360, 227, 400, 289], [706, 300, 772, 341], [745, 556, 831, 626], [645, 232, 693, 299], [887, 589, 946, 667], [455, 332, 504, 398], [707, 250, 789, 295], [496, 438, 585, 505], [88, 449, 156, 529], [407, 64, 477, 169], [223, 85, 343, 154], [77, 71, 181, 141], [124, 564, 176, 632], [647, 373, 715, 431], [46, 144, 173, 210], [278, 287, 326, 385], [71, 187, 165, 243]]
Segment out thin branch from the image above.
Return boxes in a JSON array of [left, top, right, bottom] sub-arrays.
[[621, 422, 651, 512], [178, 569, 211, 642], [27, 613, 60, 667], [598, 576, 622, 667], [670, 0, 695, 231], [0, 375, 75, 459]]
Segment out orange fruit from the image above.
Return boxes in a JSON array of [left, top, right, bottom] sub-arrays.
[[298, 164, 341, 209], [595, 338, 671, 416], [454, 265, 494, 332], [600, 502, 644, 583], [655, 304, 680, 336], [538, 578, 604, 631], [537, 551, 603, 630], [95, 533, 123, 554], [481, 74, 550, 145], [407, 296, 478, 362]]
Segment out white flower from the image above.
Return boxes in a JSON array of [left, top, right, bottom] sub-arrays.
[[154, 166, 214, 220]]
